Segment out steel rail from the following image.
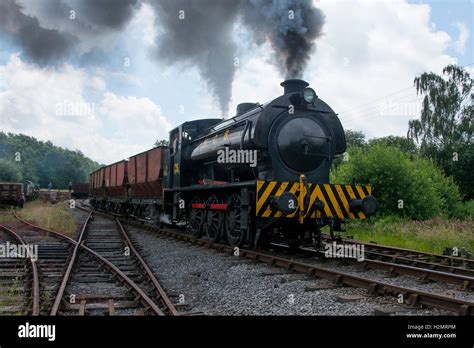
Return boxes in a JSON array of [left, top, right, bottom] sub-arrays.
[[13, 212, 165, 316], [115, 218, 179, 316], [75, 205, 178, 315], [283, 245, 474, 290], [358, 249, 474, 278], [358, 257, 474, 290], [50, 211, 92, 315], [323, 234, 474, 268], [0, 224, 40, 315]]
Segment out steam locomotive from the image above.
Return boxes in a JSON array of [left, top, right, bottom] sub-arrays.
[[90, 79, 378, 248]]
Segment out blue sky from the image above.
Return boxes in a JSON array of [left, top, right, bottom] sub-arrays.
[[0, 0, 472, 164], [413, 0, 472, 65]]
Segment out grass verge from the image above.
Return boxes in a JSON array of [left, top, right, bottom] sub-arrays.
[[340, 215, 474, 255], [16, 201, 77, 235]]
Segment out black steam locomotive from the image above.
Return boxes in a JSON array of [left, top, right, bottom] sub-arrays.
[[91, 79, 378, 248]]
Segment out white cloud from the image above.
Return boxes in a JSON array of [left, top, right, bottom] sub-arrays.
[[0, 54, 103, 128], [0, 54, 171, 164], [453, 22, 470, 55], [99, 92, 172, 144], [230, 53, 282, 113], [133, 2, 157, 47]]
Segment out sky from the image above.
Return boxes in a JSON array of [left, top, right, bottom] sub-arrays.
[[0, 0, 472, 164]]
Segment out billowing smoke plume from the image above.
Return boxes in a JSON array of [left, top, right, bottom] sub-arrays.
[[0, 0, 76, 65], [151, 0, 324, 113], [240, 0, 325, 78], [0, 0, 139, 66], [0, 0, 324, 113], [150, 0, 241, 116], [70, 0, 139, 29]]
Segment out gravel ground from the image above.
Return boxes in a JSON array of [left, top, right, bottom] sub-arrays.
[[126, 225, 454, 316]]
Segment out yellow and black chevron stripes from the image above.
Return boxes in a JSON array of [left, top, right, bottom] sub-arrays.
[[256, 180, 372, 219]]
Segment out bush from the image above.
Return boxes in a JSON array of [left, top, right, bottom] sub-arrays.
[[331, 145, 463, 220], [455, 200, 474, 218], [0, 159, 22, 181], [368, 136, 418, 155]]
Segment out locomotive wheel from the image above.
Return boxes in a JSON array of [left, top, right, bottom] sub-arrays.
[[188, 196, 204, 237], [144, 204, 155, 221], [225, 193, 246, 247], [204, 195, 223, 242]]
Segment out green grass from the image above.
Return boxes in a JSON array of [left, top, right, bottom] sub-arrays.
[[16, 201, 77, 235], [0, 211, 14, 223], [340, 215, 474, 255]]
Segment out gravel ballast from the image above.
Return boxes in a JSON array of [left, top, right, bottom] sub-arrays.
[[126, 225, 454, 316]]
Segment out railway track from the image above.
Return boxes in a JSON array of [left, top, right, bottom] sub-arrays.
[[321, 234, 474, 277], [0, 207, 91, 312], [81, 205, 474, 315], [0, 220, 71, 315], [279, 244, 474, 291], [0, 227, 38, 315], [0, 210, 178, 316]]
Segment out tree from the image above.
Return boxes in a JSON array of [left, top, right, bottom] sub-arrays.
[[408, 64, 473, 199], [154, 139, 169, 147], [0, 132, 100, 188], [0, 159, 22, 181], [368, 136, 418, 155], [331, 145, 462, 220], [344, 129, 366, 148], [333, 130, 366, 169]]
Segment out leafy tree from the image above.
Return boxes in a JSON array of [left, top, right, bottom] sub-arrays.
[[331, 145, 462, 220], [333, 129, 366, 169], [154, 139, 169, 147], [368, 136, 418, 155], [443, 143, 474, 200], [344, 129, 366, 148], [0, 132, 100, 188], [0, 159, 22, 181], [408, 64, 473, 199]]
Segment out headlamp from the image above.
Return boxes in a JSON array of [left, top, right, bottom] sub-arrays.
[[302, 88, 316, 104]]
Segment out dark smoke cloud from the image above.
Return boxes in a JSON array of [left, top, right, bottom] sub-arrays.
[[240, 0, 325, 79], [0, 0, 139, 66], [0, 0, 76, 65], [149, 0, 240, 115], [0, 0, 324, 113], [150, 0, 324, 114], [72, 0, 139, 29]]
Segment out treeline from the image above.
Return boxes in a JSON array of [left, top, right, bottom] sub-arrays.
[[0, 132, 100, 189], [332, 65, 473, 220]]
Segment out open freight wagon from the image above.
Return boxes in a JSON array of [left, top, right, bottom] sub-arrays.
[[89, 146, 166, 217]]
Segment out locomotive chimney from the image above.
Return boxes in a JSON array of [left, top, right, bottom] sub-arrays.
[[280, 79, 309, 94]]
